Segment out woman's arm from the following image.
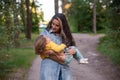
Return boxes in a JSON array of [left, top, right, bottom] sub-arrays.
[[43, 50, 65, 64], [43, 48, 76, 64]]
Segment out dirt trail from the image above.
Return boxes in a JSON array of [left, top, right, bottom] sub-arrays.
[[26, 34, 120, 80]]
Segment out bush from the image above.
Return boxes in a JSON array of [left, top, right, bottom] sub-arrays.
[[98, 36, 120, 65]]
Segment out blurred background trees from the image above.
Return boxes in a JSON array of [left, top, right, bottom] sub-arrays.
[[59, 0, 120, 50], [66, 0, 109, 33], [0, 0, 119, 59], [55, 0, 120, 64], [0, 0, 119, 55], [0, 0, 120, 78], [0, 0, 43, 78], [0, 0, 43, 48], [3, 0, 119, 48]]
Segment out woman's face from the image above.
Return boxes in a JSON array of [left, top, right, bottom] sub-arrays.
[[51, 19, 61, 33]]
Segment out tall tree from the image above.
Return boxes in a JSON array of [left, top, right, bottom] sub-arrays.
[[25, 0, 32, 39], [62, 0, 66, 13], [93, 0, 97, 33], [20, 0, 26, 32], [13, 0, 20, 47], [54, 0, 59, 14]]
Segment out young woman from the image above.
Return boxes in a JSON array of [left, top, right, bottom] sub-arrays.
[[39, 13, 76, 80]]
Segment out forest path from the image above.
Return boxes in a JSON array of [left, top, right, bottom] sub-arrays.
[[26, 33, 120, 80]]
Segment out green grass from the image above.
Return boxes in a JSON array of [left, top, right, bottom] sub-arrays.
[[8, 48, 35, 68], [0, 33, 39, 79], [19, 33, 39, 47], [97, 36, 120, 66], [0, 48, 36, 78]]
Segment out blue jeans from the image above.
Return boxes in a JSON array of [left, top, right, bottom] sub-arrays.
[[72, 46, 84, 60], [64, 46, 84, 64], [40, 58, 73, 80]]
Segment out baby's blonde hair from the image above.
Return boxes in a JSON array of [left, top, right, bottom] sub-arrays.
[[34, 35, 46, 55]]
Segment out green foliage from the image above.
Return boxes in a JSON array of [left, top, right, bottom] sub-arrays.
[[98, 36, 120, 65], [0, 26, 8, 49], [0, 48, 36, 78], [107, 29, 120, 48], [0, 33, 38, 79], [67, 0, 109, 33], [67, 0, 93, 32], [106, 0, 120, 48], [0, 0, 42, 78], [19, 33, 39, 48], [68, 17, 78, 33], [97, 0, 120, 66], [31, 1, 44, 33], [32, 12, 43, 33]]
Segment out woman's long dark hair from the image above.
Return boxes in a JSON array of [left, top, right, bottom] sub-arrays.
[[46, 13, 76, 47]]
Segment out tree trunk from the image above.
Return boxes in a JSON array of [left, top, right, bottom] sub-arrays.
[[20, 0, 26, 32], [54, 0, 59, 14], [26, 0, 32, 39], [62, 0, 66, 13], [13, 0, 20, 47], [93, 0, 97, 33]]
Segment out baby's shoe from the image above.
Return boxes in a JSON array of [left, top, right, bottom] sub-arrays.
[[82, 58, 88, 61], [78, 58, 88, 64]]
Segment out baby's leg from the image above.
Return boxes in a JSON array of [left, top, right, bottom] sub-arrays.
[[71, 46, 88, 64], [70, 46, 84, 60], [55, 51, 73, 64], [64, 52, 73, 64]]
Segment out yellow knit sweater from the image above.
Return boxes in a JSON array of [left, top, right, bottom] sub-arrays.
[[40, 41, 66, 59]]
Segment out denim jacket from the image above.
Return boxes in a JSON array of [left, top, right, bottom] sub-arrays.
[[40, 29, 73, 80]]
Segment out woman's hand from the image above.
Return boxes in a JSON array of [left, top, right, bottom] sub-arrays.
[[43, 50, 65, 64], [49, 54, 65, 64], [66, 48, 76, 55], [44, 50, 55, 55]]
